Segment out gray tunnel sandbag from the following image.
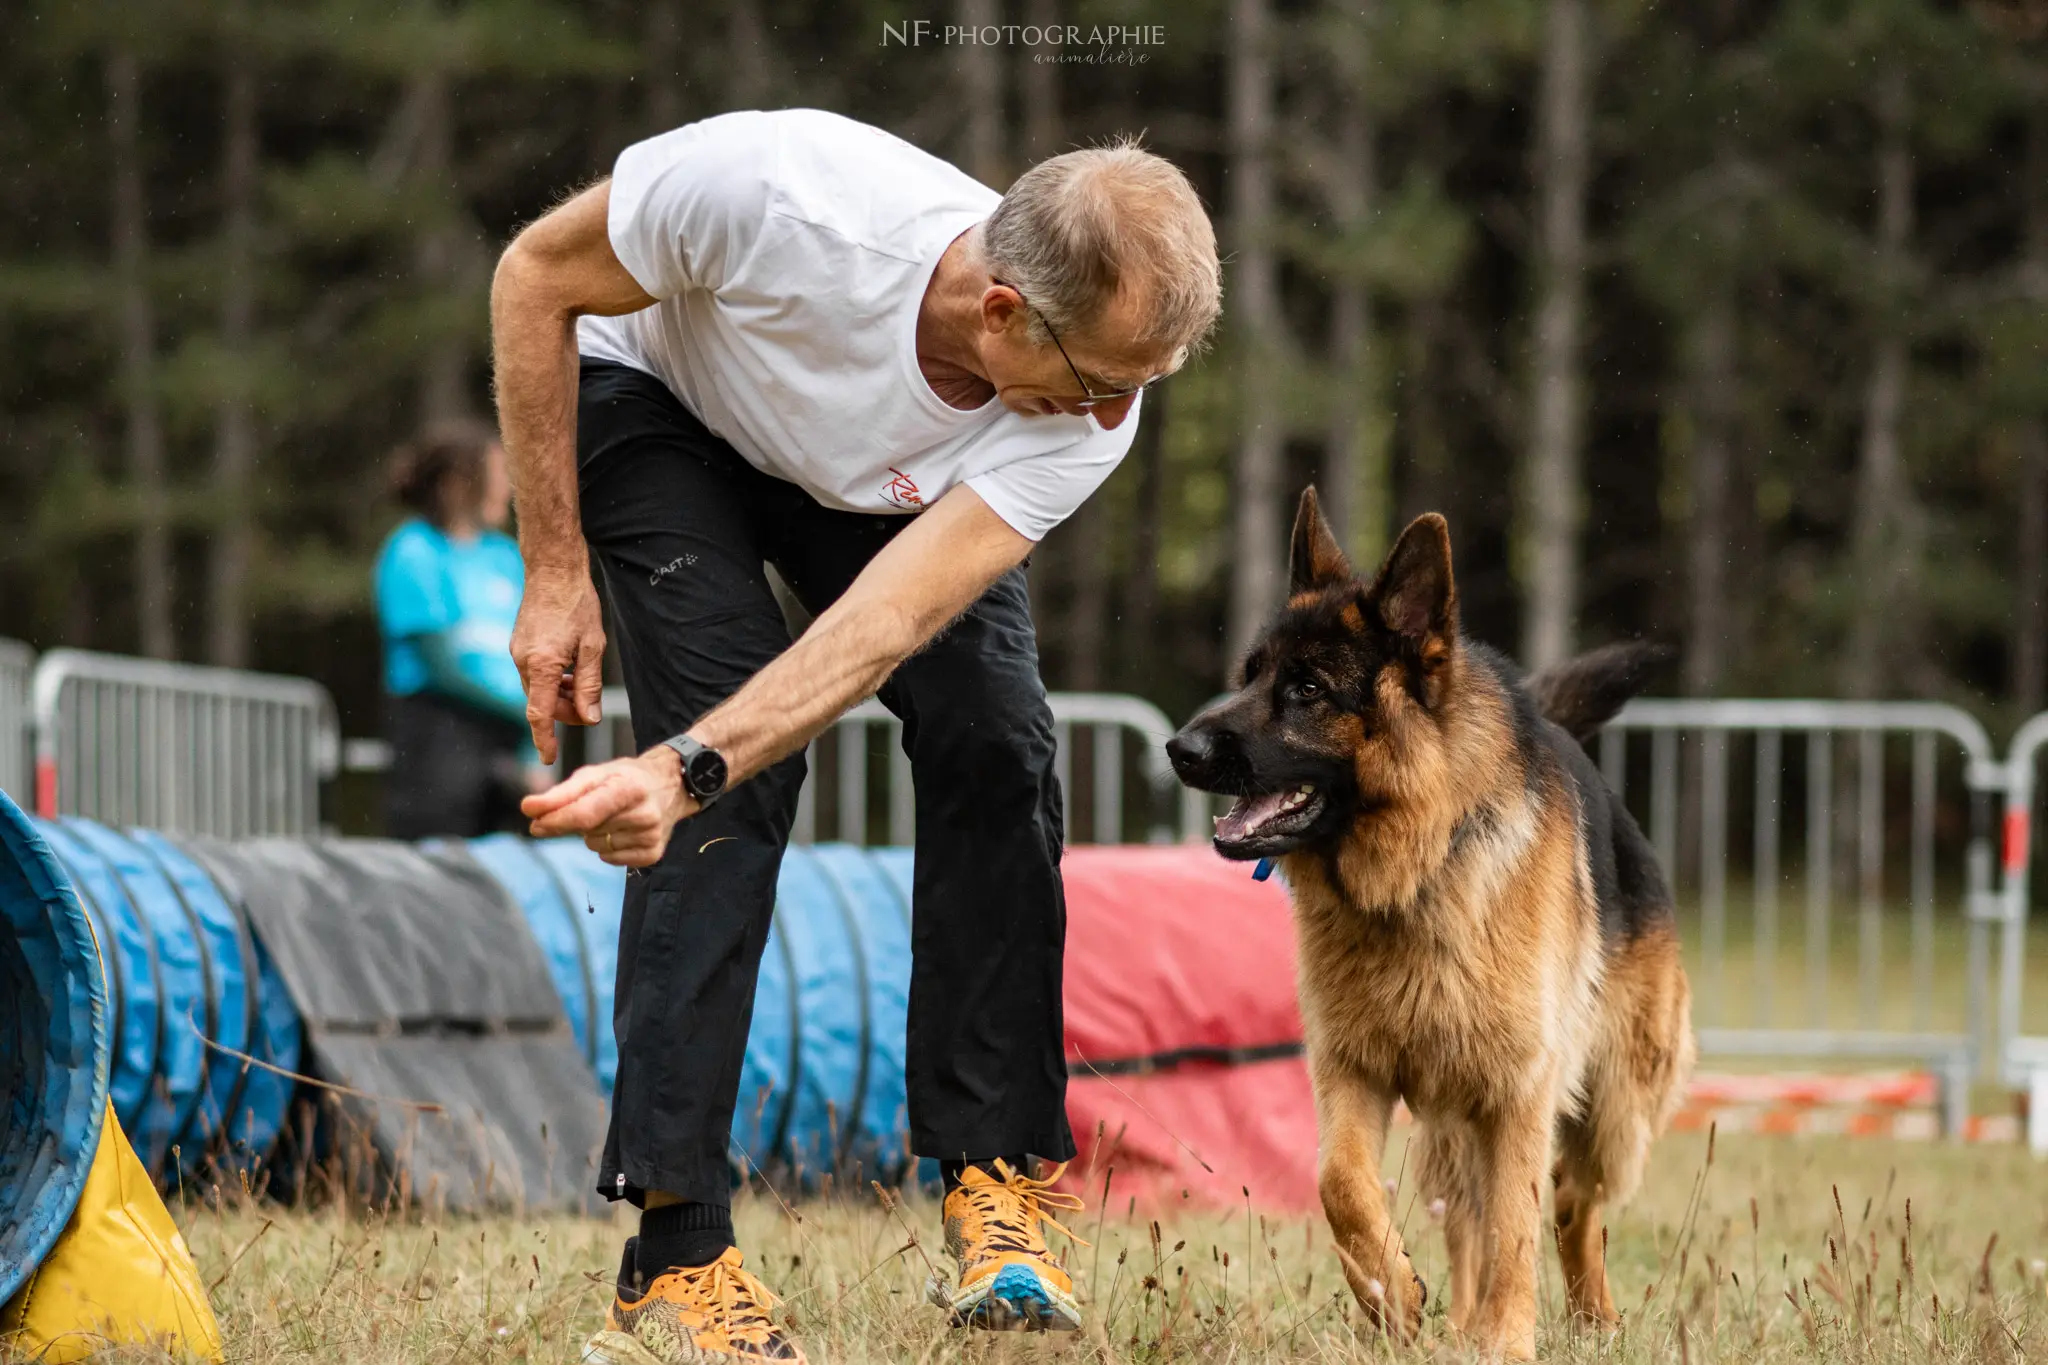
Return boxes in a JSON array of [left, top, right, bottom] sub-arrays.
[[464, 835, 623, 1093], [0, 792, 108, 1307], [184, 837, 607, 1212], [471, 837, 915, 1185], [28, 818, 303, 1183]]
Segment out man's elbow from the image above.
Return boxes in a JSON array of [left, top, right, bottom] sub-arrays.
[[491, 234, 547, 317]]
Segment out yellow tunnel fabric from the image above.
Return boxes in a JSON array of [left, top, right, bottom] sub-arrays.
[[1, 1101, 223, 1363]]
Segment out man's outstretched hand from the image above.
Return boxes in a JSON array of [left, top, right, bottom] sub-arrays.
[[521, 749, 696, 868], [512, 568, 608, 764]]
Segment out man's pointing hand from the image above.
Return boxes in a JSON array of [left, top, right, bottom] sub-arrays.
[[511, 567, 607, 764], [522, 748, 697, 868]]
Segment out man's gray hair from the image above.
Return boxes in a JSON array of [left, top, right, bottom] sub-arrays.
[[982, 136, 1220, 358]]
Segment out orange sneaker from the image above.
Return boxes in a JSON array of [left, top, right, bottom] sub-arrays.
[[582, 1244, 804, 1363], [926, 1159, 1087, 1331]]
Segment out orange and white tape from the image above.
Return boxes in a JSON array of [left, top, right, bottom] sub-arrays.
[[1669, 1070, 2020, 1144]]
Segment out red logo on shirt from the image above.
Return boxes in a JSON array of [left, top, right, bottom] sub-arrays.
[[881, 467, 924, 509]]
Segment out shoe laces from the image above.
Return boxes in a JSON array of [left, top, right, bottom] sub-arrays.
[[953, 1159, 1091, 1263], [672, 1253, 785, 1345]]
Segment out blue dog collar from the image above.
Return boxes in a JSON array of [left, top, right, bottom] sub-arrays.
[[1253, 857, 1276, 882]]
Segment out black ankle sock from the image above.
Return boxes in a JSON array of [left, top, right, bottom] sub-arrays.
[[616, 1237, 642, 1299], [636, 1202, 735, 1279], [941, 1154, 1030, 1196]]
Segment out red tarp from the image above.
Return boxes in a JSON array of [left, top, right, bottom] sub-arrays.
[[1057, 847, 1319, 1213]]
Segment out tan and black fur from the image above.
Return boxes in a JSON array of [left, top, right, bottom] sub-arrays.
[[1167, 491, 1694, 1360]]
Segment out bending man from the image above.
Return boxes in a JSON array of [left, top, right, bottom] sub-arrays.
[[491, 108, 1219, 1364]]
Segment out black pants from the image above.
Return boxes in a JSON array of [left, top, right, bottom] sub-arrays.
[[578, 360, 1075, 1207]]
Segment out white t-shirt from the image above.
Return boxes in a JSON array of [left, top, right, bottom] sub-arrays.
[[577, 108, 1137, 541]]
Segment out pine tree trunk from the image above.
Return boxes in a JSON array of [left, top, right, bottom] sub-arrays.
[[208, 43, 258, 669], [108, 47, 176, 661], [2014, 93, 2048, 713], [1842, 68, 1913, 700], [956, 0, 1006, 186], [1126, 385, 1166, 638], [1684, 261, 1736, 697], [1402, 295, 1448, 520], [1227, 0, 1284, 666], [1066, 497, 1110, 689], [2020, 426, 2048, 711], [414, 65, 470, 424], [1020, 0, 1061, 162], [645, 0, 687, 132], [1324, 54, 1384, 563], [727, 0, 772, 108], [1522, 0, 1590, 671]]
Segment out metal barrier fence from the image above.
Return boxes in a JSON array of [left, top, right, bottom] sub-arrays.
[[0, 639, 31, 802], [1601, 700, 2001, 1135], [29, 633, 2048, 1143], [1992, 713, 2048, 1152], [583, 686, 1191, 845], [32, 649, 338, 837]]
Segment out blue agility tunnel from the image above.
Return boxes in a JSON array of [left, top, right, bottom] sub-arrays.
[[1, 785, 304, 1307], [468, 836, 916, 1183], [6, 795, 921, 1297], [0, 794, 109, 1307], [29, 819, 301, 1179]]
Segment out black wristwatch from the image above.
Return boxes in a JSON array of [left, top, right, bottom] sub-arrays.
[[663, 733, 729, 808]]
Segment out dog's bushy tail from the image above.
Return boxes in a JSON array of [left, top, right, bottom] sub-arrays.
[[1528, 641, 1672, 741]]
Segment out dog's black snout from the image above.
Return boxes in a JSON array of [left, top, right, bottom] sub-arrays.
[[1167, 725, 1222, 780]]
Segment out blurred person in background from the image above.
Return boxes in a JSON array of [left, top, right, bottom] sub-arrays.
[[374, 420, 547, 839]]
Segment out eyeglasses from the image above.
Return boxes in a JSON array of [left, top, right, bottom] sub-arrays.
[[994, 278, 1156, 411]]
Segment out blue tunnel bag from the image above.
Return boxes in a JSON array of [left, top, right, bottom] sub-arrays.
[[0, 794, 109, 1306]]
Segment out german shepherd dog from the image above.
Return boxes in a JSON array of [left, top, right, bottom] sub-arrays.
[[1167, 491, 1694, 1360]]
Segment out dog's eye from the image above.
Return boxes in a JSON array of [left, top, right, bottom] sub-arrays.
[[1291, 679, 1323, 702]]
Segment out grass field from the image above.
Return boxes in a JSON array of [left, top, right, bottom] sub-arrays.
[[160, 1129, 2048, 1364]]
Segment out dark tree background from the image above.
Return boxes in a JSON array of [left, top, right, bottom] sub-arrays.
[[2, 0, 2045, 742]]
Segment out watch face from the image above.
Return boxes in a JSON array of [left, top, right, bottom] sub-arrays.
[[688, 747, 728, 796]]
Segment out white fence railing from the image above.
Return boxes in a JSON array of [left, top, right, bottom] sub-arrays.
[[32, 648, 338, 837], [1601, 700, 2002, 1137], [1991, 711, 2048, 1154], [0, 638, 31, 803], [22, 635, 2048, 1147]]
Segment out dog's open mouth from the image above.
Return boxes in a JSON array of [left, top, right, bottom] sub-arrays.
[[1213, 784, 1325, 853]]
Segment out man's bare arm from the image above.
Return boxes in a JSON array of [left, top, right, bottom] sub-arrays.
[[693, 484, 1033, 781], [522, 485, 1034, 865], [490, 181, 656, 760]]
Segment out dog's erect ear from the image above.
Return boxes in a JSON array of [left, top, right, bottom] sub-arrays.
[[1289, 487, 1352, 595], [1366, 513, 1458, 653]]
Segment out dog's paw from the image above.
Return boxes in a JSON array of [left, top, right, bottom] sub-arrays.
[[1356, 1256, 1427, 1341], [1399, 1263, 1428, 1337]]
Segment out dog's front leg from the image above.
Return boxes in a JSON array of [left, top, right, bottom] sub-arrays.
[[1316, 1065, 1424, 1340], [1466, 1085, 1555, 1361]]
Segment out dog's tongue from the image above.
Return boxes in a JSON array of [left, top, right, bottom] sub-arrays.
[[1215, 791, 1293, 844]]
